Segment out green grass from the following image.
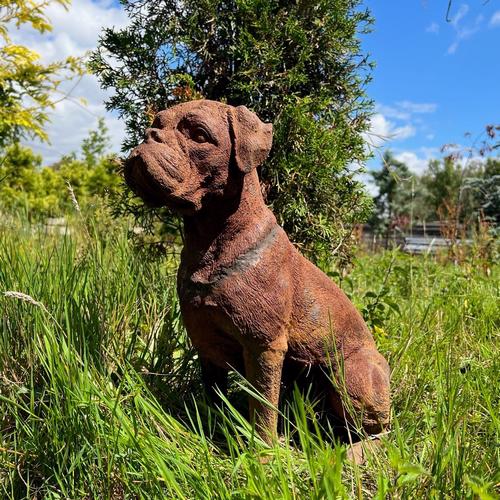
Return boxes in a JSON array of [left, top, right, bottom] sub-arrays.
[[0, 211, 498, 499]]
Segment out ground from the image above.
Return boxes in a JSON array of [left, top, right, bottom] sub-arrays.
[[0, 211, 498, 499]]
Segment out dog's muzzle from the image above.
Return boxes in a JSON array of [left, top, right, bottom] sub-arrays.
[[124, 143, 185, 207], [124, 154, 166, 207], [124, 143, 198, 211]]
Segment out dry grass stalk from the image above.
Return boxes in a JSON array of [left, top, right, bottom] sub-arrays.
[[3, 291, 49, 314], [66, 180, 82, 215]]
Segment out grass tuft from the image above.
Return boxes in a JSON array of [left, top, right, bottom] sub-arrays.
[[0, 212, 498, 499]]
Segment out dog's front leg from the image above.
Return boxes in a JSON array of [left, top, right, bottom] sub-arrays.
[[243, 338, 287, 444]]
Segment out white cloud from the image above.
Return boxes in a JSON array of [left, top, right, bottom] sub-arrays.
[[394, 152, 430, 175], [375, 104, 411, 121], [426, 22, 440, 34], [11, 0, 128, 62], [358, 150, 432, 197], [396, 101, 437, 114], [373, 101, 436, 134], [364, 113, 417, 148], [446, 4, 484, 54], [450, 4, 470, 27], [490, 11, 500, 27], [392, 124, 417, 140], [391, 146, 441, 175], [367, 114, 391, 142], [366, 99, 437, 150], [447, 41, 459, 54], [10, 0, 129, 164], [356, 172, 377, 197]]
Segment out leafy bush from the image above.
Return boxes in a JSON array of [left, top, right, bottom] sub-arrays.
[[0, 0, 82, 146], [91, 0, 374, 267]]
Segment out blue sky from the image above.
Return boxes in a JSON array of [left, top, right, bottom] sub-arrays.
[[14, 0, 500, 177], [362, 1, 500, 173]]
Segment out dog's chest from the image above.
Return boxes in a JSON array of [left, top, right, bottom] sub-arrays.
[[177, 269, 245, 353], [177, 225, 282, 309], [176, 226, 295, 350], [177, 272, 221, 308]]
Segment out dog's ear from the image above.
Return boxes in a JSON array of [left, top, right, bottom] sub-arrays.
[[228, 105, 273, 174]]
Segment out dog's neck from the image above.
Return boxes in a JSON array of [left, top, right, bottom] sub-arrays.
[[181, 170, 277, 279]]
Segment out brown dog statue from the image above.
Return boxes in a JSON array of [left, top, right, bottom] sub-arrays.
[[125, 99, 390, 443]]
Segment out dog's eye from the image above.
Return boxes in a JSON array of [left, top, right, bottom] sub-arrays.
[[191, 127, 209, 144]]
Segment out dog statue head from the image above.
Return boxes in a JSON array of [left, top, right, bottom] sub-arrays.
[[124, 100, 273, 215]]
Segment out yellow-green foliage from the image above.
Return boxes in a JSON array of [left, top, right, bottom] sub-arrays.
[[0, 119, 123, 217], [0, 0, 83, 145]]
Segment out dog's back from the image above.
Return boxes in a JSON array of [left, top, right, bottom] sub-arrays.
[[287, 250, 376, 365]]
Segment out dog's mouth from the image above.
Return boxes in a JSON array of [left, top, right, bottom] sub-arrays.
[[125, 149, 197, 213], [124, 153, 170, 207]]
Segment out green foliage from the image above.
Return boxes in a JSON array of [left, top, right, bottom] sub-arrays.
[[356, 251, 402, 332], [0, 143, 41, 209], [90, 0, 375, 266], [419, 124, 500, 227], [49, 118, 123, 205], [464, 158, 500, 225], [0, 0, 83, 146], [0, 214, 498, 498], [0, 120, 122, 218], [369, 144, 500, 234], [421, 157, 464, 216], [370, 151, 413, 234], [80, 117, 111, 168]]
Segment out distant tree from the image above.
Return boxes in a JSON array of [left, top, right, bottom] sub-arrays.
[[0, 143, 43, 212], [367, 125, 500, 242], [465, 158, 500, 225], [370, 151, 413, 243], [0, 120, 121, 217], [49, 119, 122, 204], [81, 118, 111, 168], [421, 157, 463, 217], [0, 0, 83, 147], [422, 124, 500, 226], [91, 0, 375, 267]]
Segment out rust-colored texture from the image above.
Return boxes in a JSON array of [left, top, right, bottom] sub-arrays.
[[125, 100, 390, 442]]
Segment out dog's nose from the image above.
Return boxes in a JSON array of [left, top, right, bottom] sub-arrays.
[[144, 128, 163, 143]]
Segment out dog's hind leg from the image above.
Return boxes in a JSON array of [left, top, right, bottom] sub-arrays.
[[327, 346, 390, 436]]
